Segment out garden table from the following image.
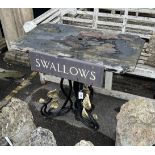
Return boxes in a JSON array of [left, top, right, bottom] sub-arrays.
[[12, 23, 144, 130]]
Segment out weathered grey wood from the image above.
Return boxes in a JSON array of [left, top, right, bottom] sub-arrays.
[[138, 60, 145, 64], [39, 73, 46, 84], [77, 10, 155, 24], [12, 9, 33, 37], [128, 64, 155, 78], [0, 9, 19, 49], [97, 20, 122, 27], [127, 16, 155, 23], [77, 10, 123, 18], [62, 16, 93, 24], [94, 86, 155, 101], [37, 72, 155, 101], [125, 31, 151, 39], [128, 8, 155, 14], [141, 52, 152, 57], [60, 8, 77, 17], [25, 8, 76, 27], [65, 9, 155, 39], [139, 56, 148, 61], [33, 9, 59, 24], [19, 9, 34, 23], [92, 8, 98, 29], [137, 64, 155, 70], [96, 28, 121, 34], [25, 8, 155, 40], [126, 24, 155, 31], [23, 8, 155, 40], [0, 8, 34, 50], [122, 9, 128, 33], [4, 50, 30, 66], [111, 9, 116, 14], [51, 17, 61, 24], [105, 71, 113, 90], [107, 8, 155, 14], [42, 11, 60, 23]]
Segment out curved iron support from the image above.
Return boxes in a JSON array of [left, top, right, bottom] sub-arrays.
[[41, 78, 99, 130]]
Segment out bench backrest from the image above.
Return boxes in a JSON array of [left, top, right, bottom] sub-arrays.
[[24, 8, 155, 40]]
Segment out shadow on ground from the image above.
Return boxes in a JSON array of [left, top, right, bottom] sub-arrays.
[[29, 102, 115, 146]]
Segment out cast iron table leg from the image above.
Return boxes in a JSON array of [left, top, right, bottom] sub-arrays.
[[73, 81, 99, 131], [41, 78, 99, 130]]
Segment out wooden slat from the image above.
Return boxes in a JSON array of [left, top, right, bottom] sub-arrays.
[[97, 20, 122, 27], [127, 16, 155, 23], [106, 8, 155, 14], [28, 8, 155, 41], [92, 8, 98, 29], [77, 10, 155, 24], [72, 9, 155, 39], [33, 8, 59, 24], [125, 32, 151, 39], [98, 25, 151, 40], [42, 72, 155, 101], [128, 8, 155, 14], [42, 11, 60, 23], [139, 56, 148, 61], [60, 8, 77, 16], [50, 17, 61, 24], [141, 52, 152, 57], [138, 60, 145, 64], [136, 64, 155, 69], [122, 9, 128, 33], [129, 64, 155, 79], [126, 24, 155, 31], [77, 10, 123, 19], [62, 16, 93, 24]]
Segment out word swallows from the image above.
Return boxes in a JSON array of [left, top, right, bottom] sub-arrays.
[[35, 58, 96, 81]]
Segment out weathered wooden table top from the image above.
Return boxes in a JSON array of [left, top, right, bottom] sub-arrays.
[[11, 23, 145, 87]]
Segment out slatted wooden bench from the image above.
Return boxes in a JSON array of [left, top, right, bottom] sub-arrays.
[[11, 8, 155, 100]]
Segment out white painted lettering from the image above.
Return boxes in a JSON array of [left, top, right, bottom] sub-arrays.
[[63, 65, 69, 74], [57, 64, 63, 73], [90, 71, 96, 80], [40, 60, 50, 69], [36, 59, 40, 67], [35, 58, 97, 82], [50, 62, 56, 71], [70, 67, 78, 76], [78, 68, 89, 79]]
